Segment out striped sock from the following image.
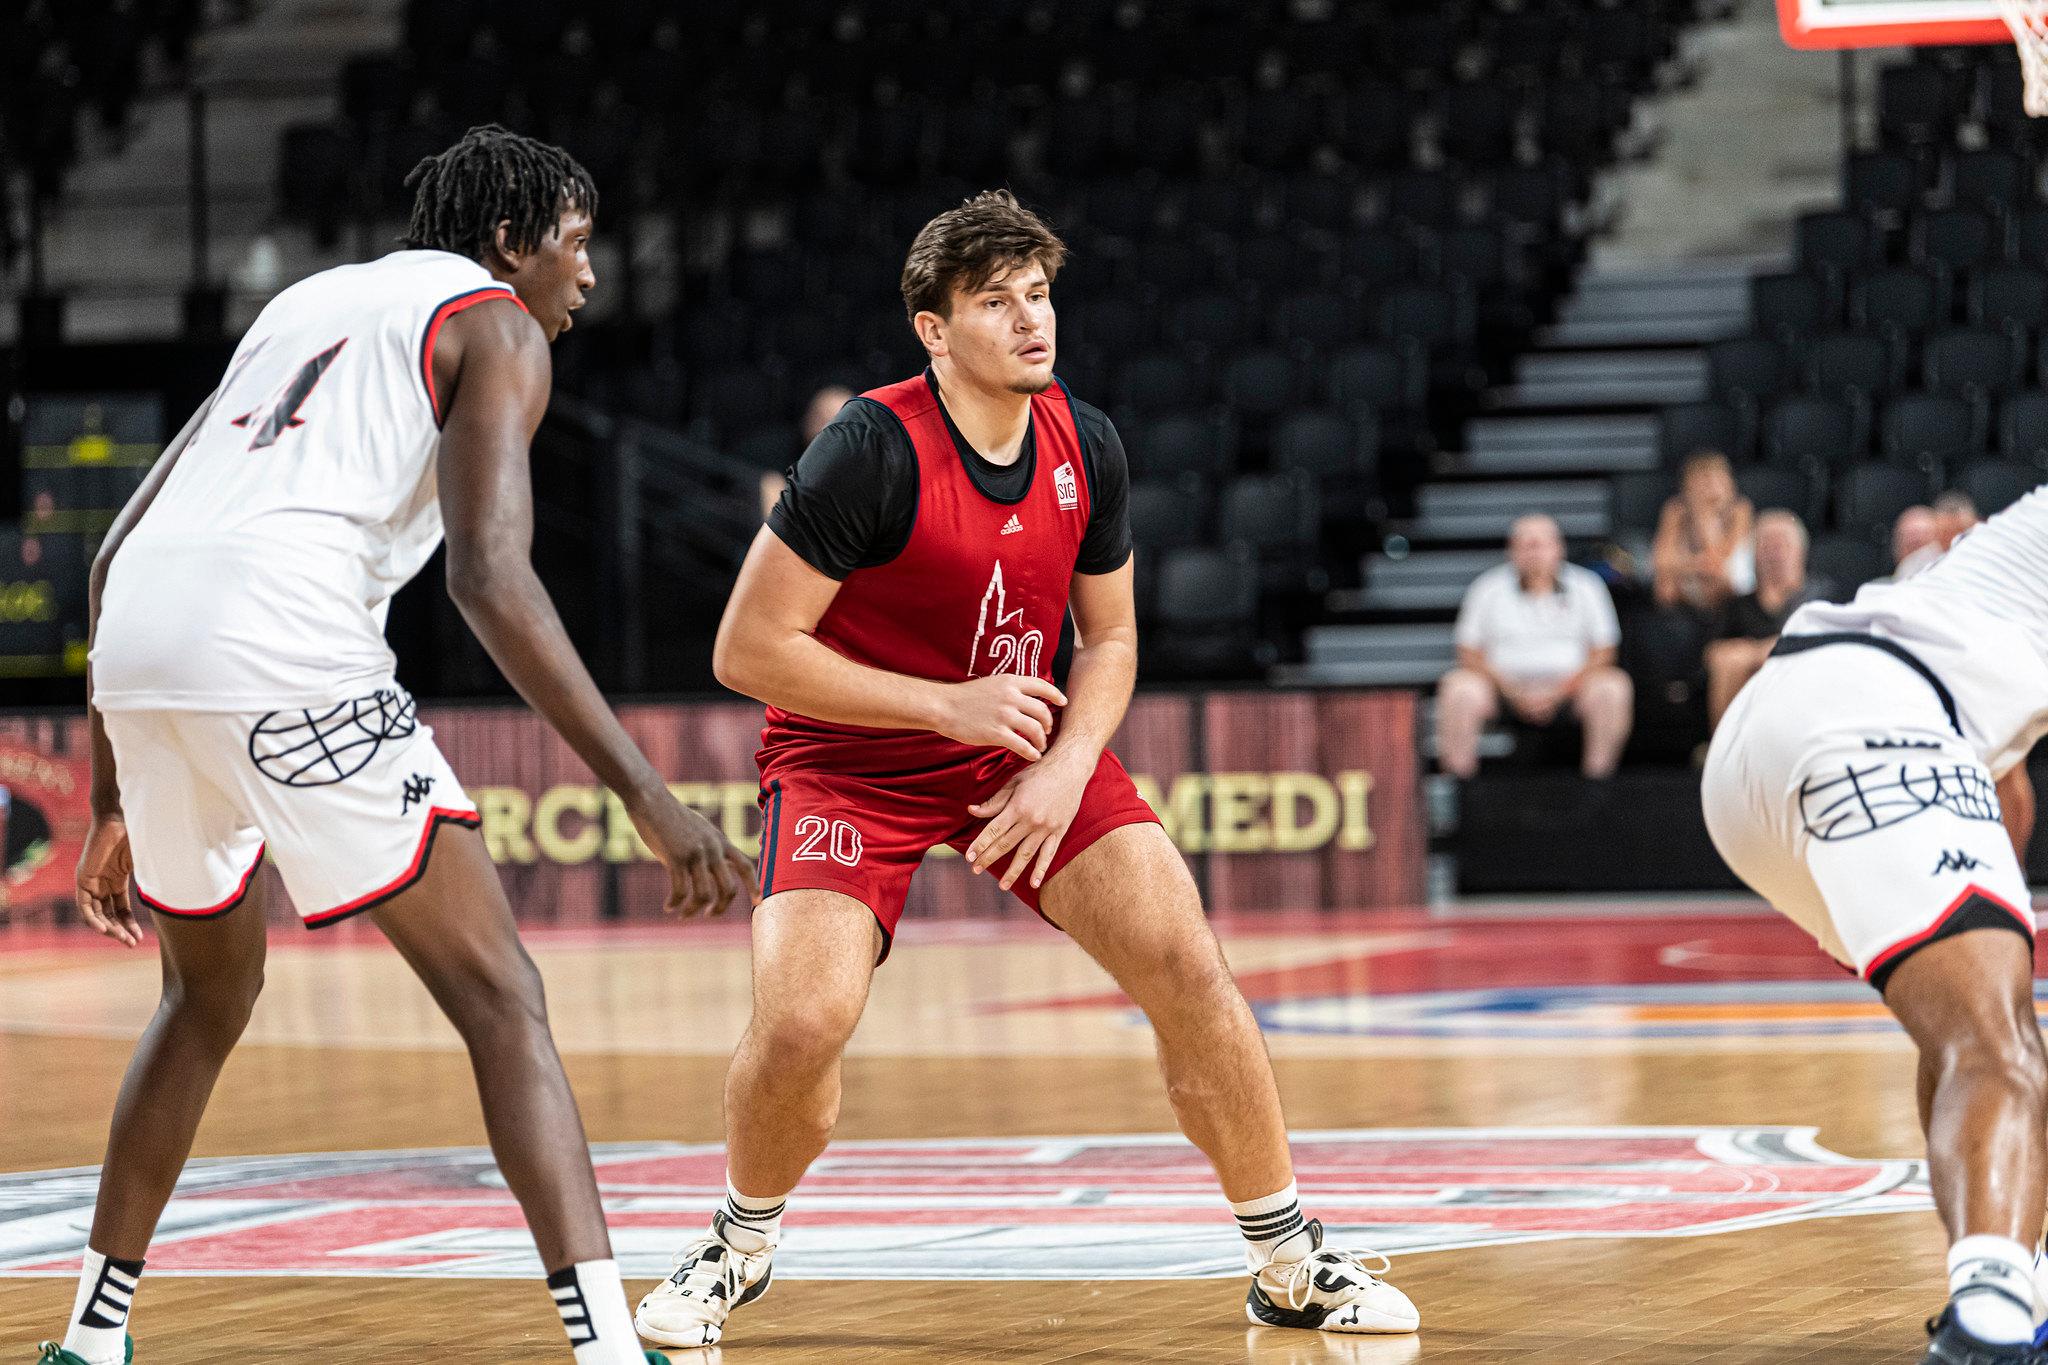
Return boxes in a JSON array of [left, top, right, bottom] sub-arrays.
[[546, 1259, 642, 1365], [720, 1178, 786, 1253], [1232, 1183, 1313, 1266], [62, 1249, 142, 1365]]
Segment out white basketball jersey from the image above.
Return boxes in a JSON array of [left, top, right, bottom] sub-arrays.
[[1781, 484, 2048, 778], [92, 249, 523, 711]]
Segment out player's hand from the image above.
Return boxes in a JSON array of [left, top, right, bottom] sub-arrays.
[[76, 813, 141, 947], [935, 674, 1067, 762], [964, 747, 1094, 892], [627, 787, 760, 919]]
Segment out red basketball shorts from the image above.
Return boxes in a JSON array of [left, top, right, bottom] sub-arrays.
[[756, 747, 1159, 960]]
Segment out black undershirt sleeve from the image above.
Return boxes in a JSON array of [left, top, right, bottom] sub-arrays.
[[1072, 400, 1134, 575], [765, 400, 919, 579]]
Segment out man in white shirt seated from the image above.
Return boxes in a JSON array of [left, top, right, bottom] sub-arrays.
[[1435, 513, 1632, 779]]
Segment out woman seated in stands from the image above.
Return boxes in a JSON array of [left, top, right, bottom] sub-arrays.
[[1705, 510, 1812, 731], [1652, 451, 1754, 615]]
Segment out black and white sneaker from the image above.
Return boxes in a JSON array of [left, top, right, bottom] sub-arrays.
[[1245, 1220, 1420, 1335], [1922, 1306, 2048, 1364], [633, 1211, 774, 1348]]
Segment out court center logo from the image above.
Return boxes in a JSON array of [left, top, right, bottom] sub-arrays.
[[0, 1128, 1927, 1281]]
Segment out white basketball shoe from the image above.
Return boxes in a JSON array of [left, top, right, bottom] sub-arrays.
[[634, 1212, 774, 1348], [1245, 1221, 1420, 1335]]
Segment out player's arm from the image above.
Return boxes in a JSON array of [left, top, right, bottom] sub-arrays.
[[75, 391, 219, 945], [434, 300, 753, 916]]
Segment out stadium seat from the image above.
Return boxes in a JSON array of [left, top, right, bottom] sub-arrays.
[[1805, 331, 1896, 406], [1794, 210, 1877, 282], [1850, 267, 1943, 336], [1221, 346, 1303, 422], [1923, 327, 2022, 400], [1807, 533, 1892, 601], [1751, 273, 1832, 339], [1951, 148, 2031, 214], [1151, 544, 1263, 678], [1607, 470, 1671, 537], [1836, 461, 1929, 543], [1705, 337, 1793, 411], [1117, 351, 1209, 416], [1877, 61, 1959, 148], [1271, 408, 1379, 508], [1273, 290, 1366, 349], [1736, 464, 1820, 525], [1127, 475, 1213, 550], [1954, 458, 2036, 517], [2003, 392, 2048, 470], [1128, 411, 1237, 479], [1659, 401, 1747, 467], [1845, 149, 1925, 220], [1913, 206, 2000, 280], [1966, 263, 2048, 336], [1879, 392, 1978, 475], [1764, 394, 1862, 472], [1325, 342, 1422, 415], [1219, 472, 1323, 590]]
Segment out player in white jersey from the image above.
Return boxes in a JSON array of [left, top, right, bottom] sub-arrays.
[[1704, 486, 2048, 1364], [34, 128, 747, 1365]]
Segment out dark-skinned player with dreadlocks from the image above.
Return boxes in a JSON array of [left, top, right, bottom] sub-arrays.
[[31, 126, 751, 1365]]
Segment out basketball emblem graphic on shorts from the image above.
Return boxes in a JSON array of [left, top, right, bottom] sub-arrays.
[[249, 689, 419, 787]]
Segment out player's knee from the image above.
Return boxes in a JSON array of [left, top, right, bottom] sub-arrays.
[[435, 951, 550, 1038], [1437, 669, 1491, 715], [162, 968, 264, 1050], [753, 1005, 860, 1071], [1937, 1009, 2048, 1101]]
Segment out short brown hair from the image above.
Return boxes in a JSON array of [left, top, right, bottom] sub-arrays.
[[900, 190, 1066, 321]]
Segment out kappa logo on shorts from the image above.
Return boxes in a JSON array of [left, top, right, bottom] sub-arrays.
[[0, 1129, 1929, 1282], [1932, 849, 1988, 875], [401, 773, 434, 815], [249, 690, 418, 788]]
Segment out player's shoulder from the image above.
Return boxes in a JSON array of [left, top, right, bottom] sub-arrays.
[[1057, 386, 1126, 472]]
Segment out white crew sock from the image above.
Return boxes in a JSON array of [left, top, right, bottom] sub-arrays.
[[2033, 1241, 2048, 1327], [1231, 1182, 1314, 1267], [1949, 1235, 2036, 1346], [719, 1177, 786, 1254], [61, 1249, 143, 1365], [547, 1259, 643, 1365]]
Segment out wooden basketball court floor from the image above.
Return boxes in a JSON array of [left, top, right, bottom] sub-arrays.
[[0, 900, 2007, 1362]]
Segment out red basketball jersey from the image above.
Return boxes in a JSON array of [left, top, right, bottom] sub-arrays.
[[760, 374, 1093, 774]]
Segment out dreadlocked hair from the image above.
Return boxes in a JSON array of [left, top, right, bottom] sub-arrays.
[[402, 124, 598, 261]]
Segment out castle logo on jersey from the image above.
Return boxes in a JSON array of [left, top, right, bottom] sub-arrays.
[[0, 1128, 1926, 1281], [1053, 461, 1078, 510], [967, 560, 1043, 679]]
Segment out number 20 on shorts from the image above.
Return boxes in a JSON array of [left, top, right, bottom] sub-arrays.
[[792, 815, 864, 867]]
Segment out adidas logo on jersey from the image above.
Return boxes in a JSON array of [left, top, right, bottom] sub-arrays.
[[1000, 514, 1023, 535]]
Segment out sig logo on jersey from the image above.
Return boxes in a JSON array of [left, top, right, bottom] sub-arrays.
[[968, 560, 1043, 679], [0, 1128, 1928, 1282], [1053, 461, 1078, 510]]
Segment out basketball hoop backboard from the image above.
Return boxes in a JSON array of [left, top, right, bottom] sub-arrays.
[[1777, 0, 2008, 49]]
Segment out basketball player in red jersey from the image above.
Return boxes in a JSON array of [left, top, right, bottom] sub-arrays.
[[634, 192, 1420, 1348]]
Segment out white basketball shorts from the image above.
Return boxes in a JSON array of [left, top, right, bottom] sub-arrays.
[[102, 685, 478, 926], [1702, 635, 2033, 991]]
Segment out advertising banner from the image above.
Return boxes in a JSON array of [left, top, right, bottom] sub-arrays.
[[0, 691, 1423, 928]]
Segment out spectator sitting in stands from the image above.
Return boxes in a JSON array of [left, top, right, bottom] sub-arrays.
[[1705, 510, 1812, 730], [1891, 504, 1937, 577], [760, 384, 855, 520], [1652, 451, 1754, 614], [1895, 490, 1979, 579], [1437, 513, 1633, 780]]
